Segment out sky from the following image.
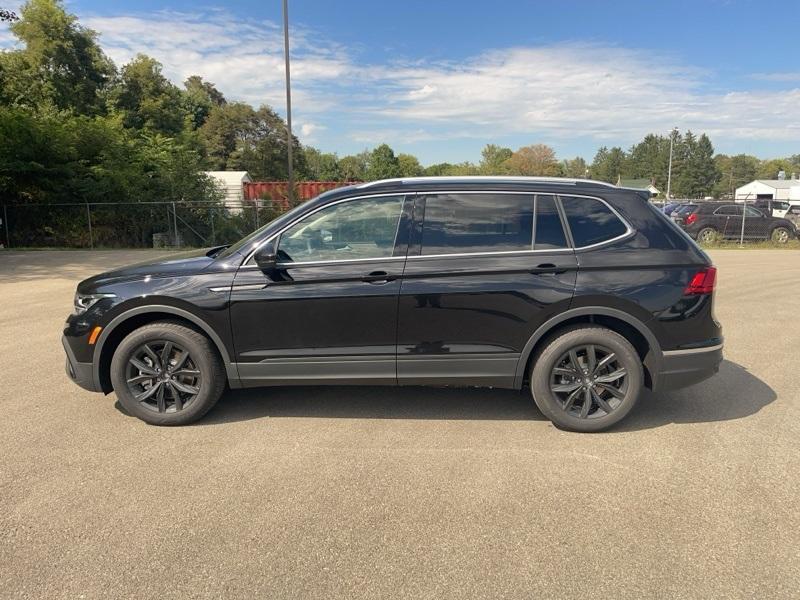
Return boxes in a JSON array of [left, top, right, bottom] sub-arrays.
[[2, 0, 800, 165]]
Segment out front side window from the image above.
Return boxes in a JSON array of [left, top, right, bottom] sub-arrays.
[[561, 196, 628, 247], [744, 205, 763, 217], [278, 195, 404, 263], [420, 194, 534, 255]]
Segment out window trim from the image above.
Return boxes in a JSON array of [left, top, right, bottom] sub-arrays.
[[243, 190, 634, 267]]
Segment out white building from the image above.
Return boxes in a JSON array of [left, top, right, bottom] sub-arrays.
[[204, 171, 252, 208], [734, 178, 799, 201]]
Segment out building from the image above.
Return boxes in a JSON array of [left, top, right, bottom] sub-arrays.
[[617, 177, 661, 197], [204, 171, 252, 208], [734, 178, 800, 201]]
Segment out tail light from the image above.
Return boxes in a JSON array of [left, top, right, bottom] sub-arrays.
[[685, 266, 717, 295], [685, 213, 698, 225]]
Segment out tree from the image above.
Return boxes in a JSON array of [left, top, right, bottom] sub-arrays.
[[183, 75, 226, 130], [338, 151, 369, 181], [561, 156, 588, 178], [479, 144, 513, 174], [423, 163, 455, 176], [627, 134, 670, 190], [113, 54, 186, 135], [0, 0, 115, 114], [397, 153, 423, 177], [590, 146, 627, 183], [365, 144, 402, 180], [303, 146, 342, 180], [504, 144, 562, 176]]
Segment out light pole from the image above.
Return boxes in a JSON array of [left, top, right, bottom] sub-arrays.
[[666, 127, 678, 200], [282, 0, 294, 205]]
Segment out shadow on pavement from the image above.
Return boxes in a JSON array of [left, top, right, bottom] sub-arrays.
[[192, 359, 773, 431]]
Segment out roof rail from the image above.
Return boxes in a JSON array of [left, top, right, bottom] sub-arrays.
[[355, 176, 619, 189]]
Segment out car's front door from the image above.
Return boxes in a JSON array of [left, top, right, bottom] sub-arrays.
[[396, 192, 578, 387], [229, 194, 411, 386]]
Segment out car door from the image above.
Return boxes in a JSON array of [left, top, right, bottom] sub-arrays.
[[229, 194, 411, 385], [396, 192, 578, 387], [743, 205, 767, 238], [714, 205, 741, 238]]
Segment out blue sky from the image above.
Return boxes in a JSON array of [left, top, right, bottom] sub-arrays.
[[3, 0, 800, 164]]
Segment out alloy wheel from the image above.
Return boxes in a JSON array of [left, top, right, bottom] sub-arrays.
[[125, 340, 202, 413], [549, 344, 628, 419], [773, 228, 789, 244]]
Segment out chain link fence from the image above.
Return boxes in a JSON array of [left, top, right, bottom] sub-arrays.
[[1, 196, 798, 250], [0, 200, 288, 249]]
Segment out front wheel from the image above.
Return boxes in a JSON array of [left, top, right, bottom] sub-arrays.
[[771, 227, 791, 244], [530, 326, 643, 432], [110, 321, 226, 425]]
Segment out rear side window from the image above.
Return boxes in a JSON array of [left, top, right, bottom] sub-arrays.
[[534, 195, 568, 249], [714, 205, 741, 216], [420, 194, 533, 255], [561, 196, 628, 247]]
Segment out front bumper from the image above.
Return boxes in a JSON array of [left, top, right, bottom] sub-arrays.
[[62, 335, 101, 392], [657, 342, 723, 391]]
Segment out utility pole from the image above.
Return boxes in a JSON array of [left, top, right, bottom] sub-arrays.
[[666, 127, 678, 200], [282, 0, 294, 205]]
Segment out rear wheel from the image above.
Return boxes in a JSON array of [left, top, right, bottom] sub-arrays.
[[696, 227, 718, 244], [110, 321, 226, 425], [530, 326, 643, 432], [771, 227, 791, 244]]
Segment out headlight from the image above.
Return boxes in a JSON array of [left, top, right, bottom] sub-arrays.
[[73, 292, 116, 315]]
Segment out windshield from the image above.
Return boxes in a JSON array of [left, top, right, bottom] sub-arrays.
[[217, 201, 310, 259]]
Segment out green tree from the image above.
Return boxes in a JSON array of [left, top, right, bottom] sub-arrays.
[[338, 151, 369, 181], [479, 144, 513, 174], [0, 0, 115, 114], [590, 146, 627, 182], [423, 162, 455, 176], [504, 144, 562, 176], [303, 146, 342, 180], [112, 54, 187, 135], [365, 144, 402, 180], [397, 153, 424, 177], [183, 75, 226, 130], [561, 156, 588, 178]]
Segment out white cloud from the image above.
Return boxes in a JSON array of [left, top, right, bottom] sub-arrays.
[[4, 8, 799, 148]]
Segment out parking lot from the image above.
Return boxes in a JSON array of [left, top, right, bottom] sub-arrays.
[[1, 249, 798, 598]]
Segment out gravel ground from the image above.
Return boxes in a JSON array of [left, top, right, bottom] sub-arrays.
[[0, 249, 798, 599]]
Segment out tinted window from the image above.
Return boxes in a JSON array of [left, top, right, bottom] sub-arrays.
[[278, 195, 404, 262], [714, 205, 741, 216], [421, 194, 533, 255], [744, 205, 763, 217], [676, 204, 698, 215], [534, 195, 568, 249], [561, 196, 628, 247]]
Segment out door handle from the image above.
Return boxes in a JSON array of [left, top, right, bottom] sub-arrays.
[[362, 270, 396, 284], [530, 263, 567, 275]]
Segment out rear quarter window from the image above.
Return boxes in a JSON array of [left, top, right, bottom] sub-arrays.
[[560, 196, 628, 247]]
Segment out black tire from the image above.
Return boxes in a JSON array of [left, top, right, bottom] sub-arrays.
[[771, 227, 791, 244], [110, 321, 226, 425], [530, 326, 643, 432], [696, 227, 718, 244]]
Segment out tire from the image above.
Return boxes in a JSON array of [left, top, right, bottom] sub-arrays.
[[771, 227, 791, 244], [110, 321, 226, 425], [696, 227, 718, 244], [529, 326, 643, 432]]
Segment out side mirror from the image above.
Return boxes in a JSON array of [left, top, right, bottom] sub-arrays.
[[254, 240, 278, 273]]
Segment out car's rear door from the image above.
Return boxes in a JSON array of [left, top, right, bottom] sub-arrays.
[[395, 192, 577, 387], [228, 194, 411, 385]]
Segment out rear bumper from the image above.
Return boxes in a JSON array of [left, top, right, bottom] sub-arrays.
[[62, 335, 101, 392], [657, 342, 723, 391]]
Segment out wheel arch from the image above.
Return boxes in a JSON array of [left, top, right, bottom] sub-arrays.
[[92, 305, 239, 393], [514, 307, 663, 391]]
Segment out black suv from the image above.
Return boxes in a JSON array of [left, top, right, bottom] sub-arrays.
[[672, 201, 796, 244], [64, 177, 723, 432]]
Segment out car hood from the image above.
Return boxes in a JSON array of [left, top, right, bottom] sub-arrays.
[[78, 248, 222, 292]]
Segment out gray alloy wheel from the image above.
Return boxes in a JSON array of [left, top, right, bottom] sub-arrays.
[[696, 227, 718, 244], [530, 326, 643, 432], [111, 321, 226, 425], [771, 227, 791, 244]]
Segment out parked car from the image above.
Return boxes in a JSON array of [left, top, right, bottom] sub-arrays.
[[63, 177, 723, 432], [754, 199, 790, 218], [785, 204, 800, 229], [662, 201, 684, 216], [672, 201, 797, 244]]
